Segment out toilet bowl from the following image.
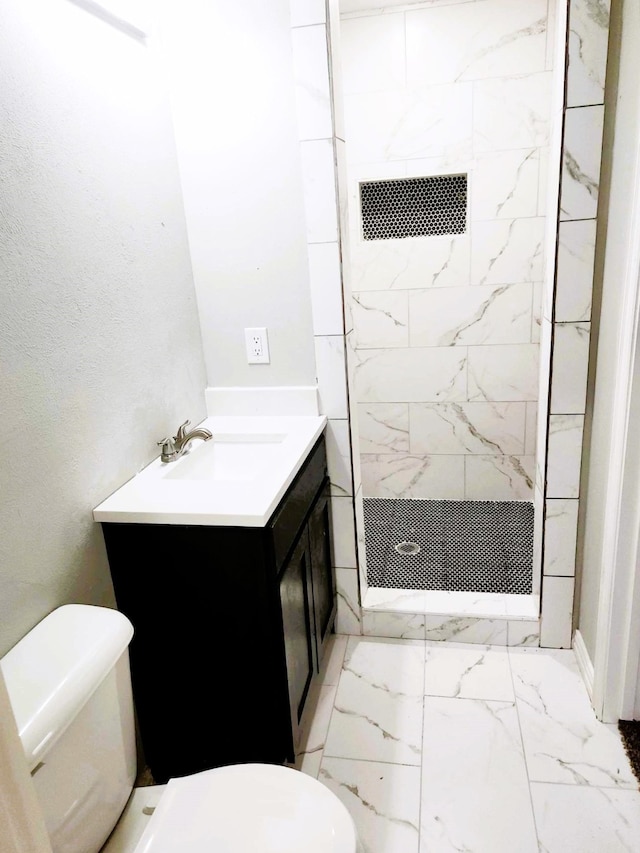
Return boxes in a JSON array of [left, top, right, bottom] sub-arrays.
[[0, 604, 360, 853]]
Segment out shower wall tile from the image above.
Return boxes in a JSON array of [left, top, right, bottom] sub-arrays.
[[525, 403, 538, 455], [471, 217, 545, 286], [566, 0, 610, 108], [326, 0, 346, 142], [308, 242, 345, 336], [351, 291, 409, 348], [471, 149, 540, 222], [344, 83, 473, 164], [335, 568, 362, 635], [315, 335, 349, 418], [409, 402, 527, 456], [358, 402, 410, 454], [423, 615, 508, 646], [289, 0, 326, 27], [555, 219, 596, 322], [559, 105, 605, 221], [465, 455, 535, 501], [468, 344, 540, 402], [533, 484, 544, 595], [353, 346, 468, 404], [473, 72, 553, 153], [549, 322, 590, 414], [291, 24, 333, 141], [405, 0, 548, 86], [544, 499, 579, 577], [535, 318, 552, 490], [326, 418, 354, 497], [354, 486, 368, 592], [531, 281, 543, 343], [349, 232, 471, 291], [300, 139, 339, 243], [409, 283, 533, 347], [361, 453, 465, 500], [340, 12, 405, 96], [546, 415, 584, 498], [330, 495, 358, 567], [540, 576, 575, 648]]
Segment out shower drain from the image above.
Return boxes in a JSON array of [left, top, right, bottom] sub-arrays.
[[394, 541, 421, 556]]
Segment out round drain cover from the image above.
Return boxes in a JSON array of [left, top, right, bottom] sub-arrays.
[[394, 541, 421, 556]]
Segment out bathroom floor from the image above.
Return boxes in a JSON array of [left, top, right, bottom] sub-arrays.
[[295, 633, 640, 853], [364, 498, 534, 595]]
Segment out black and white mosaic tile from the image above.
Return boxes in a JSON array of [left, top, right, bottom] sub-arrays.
[[364, 498, 533, 594]]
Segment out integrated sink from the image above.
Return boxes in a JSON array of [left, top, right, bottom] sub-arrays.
[[93, 415, 327, 527], [162, 433, 287, 482]]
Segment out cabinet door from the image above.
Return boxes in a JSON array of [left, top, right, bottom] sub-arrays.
[[308, 487, 337, 668], [279, 531, 315, 752]]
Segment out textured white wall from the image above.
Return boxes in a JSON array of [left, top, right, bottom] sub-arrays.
[[0, 0, 207, 656], [157, 0, 317, 388]]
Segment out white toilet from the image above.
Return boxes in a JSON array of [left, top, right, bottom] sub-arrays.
[[0, 604, 360, 853]]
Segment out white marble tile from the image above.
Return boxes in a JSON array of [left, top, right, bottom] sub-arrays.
[[361, 453, 465, 500], [354, 487, 368, 590], [410, 402, 526, 455], [424, 643, 514, 701], [318, 633, 349, 687], [540, 575, 574, 649], [406, 0, 547, 86], [537, 144, 550, 215], [291, 25, 333, 141], [320, 757, 421, 853], [471, 149, 540, 221], [550, 322, 590, 414], [510, 647, 638, 786], [422, 590, 509, 619], [409, 283, 533, 346], [290, 0, 326, 27], [533, 484, 544, 593], [335, 568, 362, 635], [324, 636, 425, 764], [525, 402, 538, 455], [300, 139, 338, 243], [344, 83, 473, 164], [544, 499, 579, 577], [559, 105, 605, 221], [307, 242, 345, 336], [353, 346, 468, 404], [349, 232, 471, 291], [566, 0, 611, 108], [555, 219, 596, 322], [546, 414, 584, 498], [296, 684, 337, 778], [531, 280, 543, 342], [465, 455, 535, 500], [331, 496, 358, 567], [352, 290, 409, 348], [325, 419, 353, 497], [474, 72, 553, 153], [507, 620, 540, 647], [362, 611, 426, 640], [358, 403, 410, 454], [315, 334, 349, 418], [423, 615, 508, 645], [340, 13, 405, 96], [326, 0, 345, 141], [471, 217, 545, 285], [364, 586, 428, 613], [420, 697, 538, 853], [468, 343, 540, 402]]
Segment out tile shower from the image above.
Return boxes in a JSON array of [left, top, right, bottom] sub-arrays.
[[289, 0, 610, 648]]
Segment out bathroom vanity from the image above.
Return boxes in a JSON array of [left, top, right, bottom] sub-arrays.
[[95, 417, 336, 784]]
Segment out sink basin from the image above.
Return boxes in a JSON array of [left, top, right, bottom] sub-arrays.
[[162, 434, 286, 482]]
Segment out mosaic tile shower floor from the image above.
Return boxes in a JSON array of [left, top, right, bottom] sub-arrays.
[[364, 498, 534, 595]]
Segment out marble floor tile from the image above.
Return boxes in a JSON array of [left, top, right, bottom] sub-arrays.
[[424, 642, 514, 701], [420, 696, 538, 853], [320, 756, 421, 853], [510, 647, 637, 787], [531, 783, 640, 853], [324, 636, 425, 765]]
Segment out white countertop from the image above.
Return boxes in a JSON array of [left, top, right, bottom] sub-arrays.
[[93, 415, 327, 527]]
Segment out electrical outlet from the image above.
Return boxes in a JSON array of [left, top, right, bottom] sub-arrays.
[[244, 327, 270, 364]]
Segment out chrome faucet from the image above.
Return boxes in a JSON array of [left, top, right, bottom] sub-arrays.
[[158, 419, 213, 463]]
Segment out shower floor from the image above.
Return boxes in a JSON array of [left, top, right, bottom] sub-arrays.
[[364, 498, 533, 595]]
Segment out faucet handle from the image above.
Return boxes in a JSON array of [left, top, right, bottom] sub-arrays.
[[175, 420, 191, 441], [157, 437, 178, 463]]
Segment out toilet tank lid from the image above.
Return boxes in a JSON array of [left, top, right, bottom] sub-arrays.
[[0, 604, 133, 770]]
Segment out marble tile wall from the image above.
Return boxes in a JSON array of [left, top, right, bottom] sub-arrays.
[[341, 0, 554, 502]]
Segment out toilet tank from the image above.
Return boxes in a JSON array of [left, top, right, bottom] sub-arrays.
[[0, 604, 137, 853]]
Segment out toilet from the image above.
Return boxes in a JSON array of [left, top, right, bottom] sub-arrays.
[[0, 604, 360, 853]]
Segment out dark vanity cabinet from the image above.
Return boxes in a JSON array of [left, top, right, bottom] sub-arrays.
[[101, 434, 336, 784]]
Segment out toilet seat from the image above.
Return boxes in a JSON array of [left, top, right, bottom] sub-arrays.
[[132, 763, 359, 853]]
